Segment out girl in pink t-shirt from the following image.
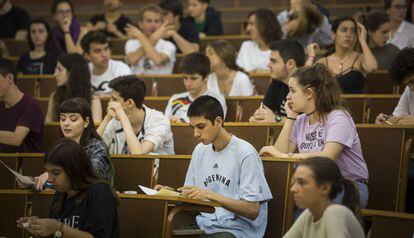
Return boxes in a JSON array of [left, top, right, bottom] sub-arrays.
[[259, 64, 369, 208]]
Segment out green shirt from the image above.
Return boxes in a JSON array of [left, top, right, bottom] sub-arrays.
[[195, 21, 206, 33]]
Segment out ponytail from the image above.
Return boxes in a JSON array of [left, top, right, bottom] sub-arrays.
[[342, 179, 362, 223]]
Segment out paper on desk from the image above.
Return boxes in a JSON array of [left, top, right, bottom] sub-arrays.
[[0, 160, 36, 185], [139, 185, 180, 197]]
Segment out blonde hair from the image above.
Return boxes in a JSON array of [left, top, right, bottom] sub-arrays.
[[138, 4, 163, 23]]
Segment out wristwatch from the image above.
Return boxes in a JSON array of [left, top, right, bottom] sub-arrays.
[[274, 115, 282, 123], [54, 222, 64, 238]]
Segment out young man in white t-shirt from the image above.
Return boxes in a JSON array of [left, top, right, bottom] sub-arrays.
[[97, 75, 174, 155], [165, 52, 227, 123], [81, 30, 131, 95], [124, 4, 176, 75], [156, 95, 272, 237]]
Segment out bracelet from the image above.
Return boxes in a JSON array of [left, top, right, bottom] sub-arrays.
[[286, 116, 296, 121]]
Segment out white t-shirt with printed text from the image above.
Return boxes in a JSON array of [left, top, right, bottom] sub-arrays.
[[125, 38, 176, 75], [164, 90, 227, 123], [184, 136, 273, 238], [89, 59, 131, 94]]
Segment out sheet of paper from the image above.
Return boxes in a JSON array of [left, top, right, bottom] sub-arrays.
[[139, 185, 158, 195], [139, 185, 180, 197], [0, 160, 36, 185]]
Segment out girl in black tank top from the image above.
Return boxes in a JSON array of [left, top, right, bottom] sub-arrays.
[[326, 54, 365, 93], [312, 16, 377, 94]]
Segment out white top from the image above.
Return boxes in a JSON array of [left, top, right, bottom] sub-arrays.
[[102, 105, 175, 155], [392, 86, 414, 117], [89, 59, 131, 94], [207, 71, 254, 96], [388, 21, 414, 50], [164, 90, 227, 123], [184, 136, 273, 238], [283, 204, 365, 238], [236, 40, 270, 72], [125, 38, 176, 75]]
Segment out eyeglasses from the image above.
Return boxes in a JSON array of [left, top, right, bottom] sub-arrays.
[[392, 4, 407, 10]]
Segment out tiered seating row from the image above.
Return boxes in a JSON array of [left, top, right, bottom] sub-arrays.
[[0, 133, 412, 237], [2, 124, 412, 211]]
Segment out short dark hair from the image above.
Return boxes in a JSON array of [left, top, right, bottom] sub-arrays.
[[389, 48, 414, 85], [180, 52, 211, 78], [159, 0, 183, 18], [188, 95, 224, 125], [0, 57, 17, 83], [80, 30, 108, 53], [51, 0, 75, 14], [197, 0, 210, 4], [269, 39, 306, 67], [366, 11, 389, 32], [108, 75, 146, 108]]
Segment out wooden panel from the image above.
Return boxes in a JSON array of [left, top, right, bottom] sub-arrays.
[[118, 198, 165, 238], [44, 123, 63, 151], [111, 157, 153, 192], [20, 156, 45, 178], [0, 156, 18, 189], [0, 193, 26, 237], [16, 77, 36, 97], [364, 72, 395, 94], [251, 75, 271, 96], [370, 216, 414, 238], [366, 97, 400, 124], [158, 158, 190, 190], [357, 127, 406, 211], [345, 97, 366, 123], [4, 39, 29, 57], [262, 160, 290, 238], [38, 77, 56, 97]]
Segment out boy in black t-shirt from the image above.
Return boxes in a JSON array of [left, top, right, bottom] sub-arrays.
[[0, 0, 29, 40], [87, 0, 132, 39], [249, 39, 305, 123], [159, 0, 199, 54]]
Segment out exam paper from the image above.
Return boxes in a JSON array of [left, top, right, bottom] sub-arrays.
[[139, 185, 181, 197], [0, 160, 36, 185]]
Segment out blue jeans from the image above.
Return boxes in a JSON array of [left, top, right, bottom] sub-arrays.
[[333, 180, 369, 208]]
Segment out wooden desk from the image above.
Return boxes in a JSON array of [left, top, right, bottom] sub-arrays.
[[362, 209, 414, 238], [0, 189, 219, 238]]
